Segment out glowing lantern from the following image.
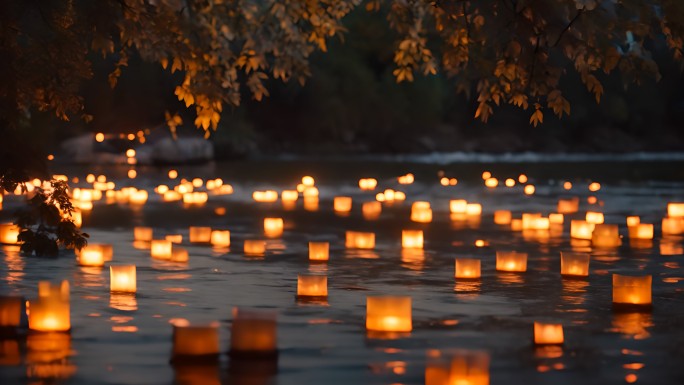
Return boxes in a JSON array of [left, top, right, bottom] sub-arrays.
[[166, 234, 183, 244], [0, 223, 20, 245], [454, 259, 481, 279], [189, 227, 212, 243], [398, 173, 414, 184], [549, 213, 564, 225], [362, 201, 382, 220], [570, 220, 595, 240], [411, 201, 433, 223], [252, 190, 278, 203], [171, 247, 189, 263], [450, 200, 467, 214], [668, 203, 684, 217], [281, 190, 298, 202], [29, 281, 70, 332], [183, 192, 208, 205], [588, 182, 601, 192], [505, 178, 516, 187], [302, 176, 315, 186], [151, 240, 173, 260], [496, 251, 527, 272], [366, 296, 412, 333], [334, 197, 352, 213], [264, 218, 284, 237], [308, 242, 329, 262], [557, 197, 579, 214], [402, 230, 424, 249], [297, 275, 328, 298], [626, 216, 640, 227], [303, 186, 319, 198], [244, 240, 266, 256], [494, 210, 512, 225], [481, 171, 491, 180], [484, 178, 498, 188], [163, 191, 182, 202], [0, 296, 25, 329], [534, 322, 564, 345], [510, 219, 523, 231], [110, 265, 136, 293], [586, 211, 604, 224], [129, 190, 148, 205], [466, 203, 482, 216], [524, 185, 535, 195], [304, 196, 319, 211], [210, 230, 231, 248], [229, 308, 278, 357], [591, 224, 621, 248], [425, 349, 490, 385], [345, 231, 375, 249], [629, 224, 653, 240], [613, 274, 652, 309], [662, 217, 684, 235], [359, 178, 378, 190], [560, 252, 590, 277], [171, 319, 220, 361], [72, 210, 82, 228], [77, 246, 105, 267]]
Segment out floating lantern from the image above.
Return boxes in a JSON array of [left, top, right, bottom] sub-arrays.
[[183, 192, 208, 205], [163, 191, 182, 202], [166, 234, 183, 244], [626, 216, 640, 227], [523, 185, 535, 195], [557, 197, 579, 214], [308, 242, 330, 262], [366, 296, 412, 333], [496, 251, 527, 272], [466, 203, 482, 216], [230, 308, 278, 357], [400, 230, 423, 249], [411, 201, 433, 223], [171, 247, 189, 263], [264, 218, 284, 237], [189, 226, 212, 243], [110, 265, 136, 293], [72, 210, 82, 228], [210, 230, 231, 248], [629, 224, 653, 240], [613, 274, 652, 309], [359, 178, 378, 190], [134, 226, 153, 242], [425, 349, 490, 385], [510, 219, 523, 231], [297, 275, 328, 298], [171, 319, 220, 361], [302, 176, 315, 186], [0, 223, 20, 245], [570, 220, 594, 240], [0, 296, 25, 329], [560, 252, 590, 278], [549, 213, 564, 225], [481, 171, 491, 180], [281, 190, 298, 202], [455, 259, 481, 279], [494, 210, 512, 225], [303, 186, 319, 198], [533, 322, 564, 345], [398, 173, 414, 184], [77, 246, 105, 267], [29, 281, 70, 332], [521, 213, 541, 230], [244, 240, 266, 256], [362, 201, 382, 220], [449, 200, 467, 214], [303, 196, 319, 211], [505, 178, 516, 187], [586, 211, 605, 224], [668, 203, 684, 217], [129, 190, 148, 205], [484, 178, 498, 188], [252, 190, 278, 203], [345, 231, 375, 249], [662, 217, 684, 235], [151, 240, 173, 260], [592, 224, 621, 248], [333, 196, 352, 213]]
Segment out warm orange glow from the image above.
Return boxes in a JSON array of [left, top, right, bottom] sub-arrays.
[[126, 149, 136, 158], [505, 178, 516, 187], [629, 224, 653, 240], [308, 242, 330, 262], [127, 133, 135, 141], [244, 240, 266, 256], [563, 181, 572, 190], [151, 240, 173, 260], [110, 265, 136, 293], [345, 231, 375, 249], [613, 274, 652, 306], [481, 171, 491, 180], [549, 213, 564, 225], [494, 210, 512, 225], [171, 320, 220, 358], [252, 190, 279, 202], [366, 296, 412, 333], [440, 177, 450, 186], [668, 202, 684, 217], [78, 246, 105, 267], [47, 154, 54, 161], [281, 190, 299, 202], [362, 201, 382, 220], [95, 132, 105, 142], [334, 196, 353, 213], [450, 199, 467, 214], [626, 216, 640, 227], [518, 174, 528, 183], [230, 308, 278, 354], [585, 211, 604, 224], [264, 218, 284, 237], [570, 220, 595, 240], [484, 178, 498, 188], [127, 169, 137, 179], [166, 234, 183, 244], [534, 322, 564, 345], [303, 186, 319, 198], [303, 196, 319, 211], [560, 252, 590, 277], [359, 178, 378, 190], [425, 350, 490, 385], [0, 296, 24, 328], [511, 219, 523, 231], [302, 176, 315, 186], [496, 251, 528, 272], [171, 247, 189, 263], [466, 203, 483, 216], [297, 275, 328, 297], [0, 223, 21, 245], [592, 224, 621, 248], [129, 190, 148, 205], [587, 196, 598, 204], [163, 190, 182, 202], [455, 258, 481, 279], [589, 182, 601, 192], [210, 230, 231, 248], [29, 281, 70, 332], [183, 192, 208, 205], [662, 217, 684, 235], [134, 227, 153, 242], [524, 185, 535, 195], [398, 173, 414, 184], [449, 178, 458, 185], [189, 226, 212, 243], [411, 201, 433, 223], [557, 197, 579, 214], [401, 230, 424, 249], [168, 170, 178, 179], [191, 178, 203, 188]]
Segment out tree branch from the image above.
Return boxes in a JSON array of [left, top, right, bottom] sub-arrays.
[[551, 8, 584, 48]]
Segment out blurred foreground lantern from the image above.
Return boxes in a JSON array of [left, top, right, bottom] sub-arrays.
[[411, 201, 432, 223], [466, 203, 482, 216], [134, 226, 153, 242], [190, 227, 212, 244], [0, 296, 26, 330], [493, 210, 512, 225], [626, 216, 640, 227], [0, 223, 20, 245], [586, 211, 604, 224], [366, 296, 412, 333], [166, 234, 183, 244], [230, 308, 278, 358], [252, 190, 278, 203], [455, 259, 481, 279], [450, 200, 467, 214], [308, 242, 329, 262], [560, 252, 590, 278], [345, 231, 375, 249], [151, 240, 173, 260], [496, 251, 527, 272], [662, 217, 684, 235], [591, 224, 621, 248], [570, 220, 594, 240], [333, 197, 352, 214], [183, 192, 208, 205], [110, 265, 136, 293], [264, 218, 284, 237], [549, 213, 564, 225], [129, 190, 148, 205], [210, 230, 231, 248], [510, 219, 523, 231], [359, 178, 378, 190], [629, 224, 653, 240], [425, 349, 490, 385], [297, 275, 328, 298], [77, 245, 105, 267], [557, 197, 579, 214], [303, 196, 319, 211], [303, 186, 319, 198], [613, 274, 652, 310], [667, 202, 684, 217], [362, 201, 382, 220], [29, 281, 70, 332], [402, 230, 424, 249], [171, 319, 220, 362], [163, 191, 183, 202], [244, 240, 266, 256], [533, 322, 564, 345], [171, 247, 189, 263]]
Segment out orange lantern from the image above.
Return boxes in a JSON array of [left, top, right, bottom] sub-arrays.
[[560, 252, 590, 277], [493, 210, 512, 225], [591, 224, 621, 248], [129, 190, 148, 205], [134, 226, 153, 242], [0, 296, 25, 329], [334, 197, 352, 213], [166, 234, 183, 244], [484, 178, 498, 188], [182, 192, 208, 205], [190, 226, 212, 243], [229, 308, 278, 357], [359, 178, 378, 190], [210, 230, 231, 248], [303, 186, 319, 198], [425, 349, 490, 385], [308, 242, 330, 262], [613, 274, 652, 309], [549, 213, 564, 225], [402, 230, 424, 249], [345, 231, 375, 249], [586, 211, 604, 224], [466, 203, 482, 216], [411, 201, 433, 223], [521, 213, 541, 230], [362, 201, 382, 220], [450, 200, 467, 214], [366, 296, 412, 333], [110, 265, 136, 293], [0, 223, 20, 245], [163, 190, 182, 202], [244, 240, 266, 256], [557, 197, 579, 214], [29, 281, 70, 332], [629, 224, 653, 240], [252, 190, 278, 203], [151, 240, 173, 260], [626, 216, 641, 227], [171, 319, 220, 361], [264, 218, 284, 238], [297, 275, 328, 298], [533, 322, 564, 345], [454, 258, 481, 279], [667, 202, 684, 217], [171, 247, 189, 263], [77, 246, 105, 267], [496, 251, 527, 272], [510, 219, 523, 231], [281, 190, 298, 203], [570, 220, 595, 240], [662, 217, 684, 235]]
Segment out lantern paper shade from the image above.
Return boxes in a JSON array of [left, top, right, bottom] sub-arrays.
[[297, 275, 328, 298], [171, 319, 220, 360], [110, 266, 137, 293], [190, 227, 212, 243], [629, 224, 653, 240], [264, 218, 284, 237], [402, 230, 424, 249], [345, 231, 375, 249], [560, 252, 590, 277], [151, 240, 173, 260], [0, 223, 20, 245], [570, 220, 595, 240], [166, 234, 183, 244], [455, 259, 481, 279], [281, 190, 298, 202], [252, 190, 278, 202], [411, 202, 433, 223], [510, 219, 523, 231], [359, 178, 378, 190], [210, 230, 231, 248], [244, 240, 266, 256], [557, 197, 579, 214], [333, 197, 352, 213], [585, 211, 605, 224], [171, 247, 189, 263], [592, 224, 621, 248], [77, 246, 105, 267], [366, 296, 412, 333], [494, 210, 512, 225], [0, 296, 25, 329], [549, 213, 564, 225], [667, 203, 684, 217], [626, 216, 641, 227], [29, 281, 70, 332], [425, 350, 490, 385], [230, 308, 278, 356], [496, 251, 528, 272], [534, 322, 564, 345], [450, 200, 467, 214], [134, 227, 153, 242], [662, 217, 684, 235], [362, 201, 382, 220], [613, 274, 652, 308], [466, 203, 482, 216], [308, 242, 329, 262]]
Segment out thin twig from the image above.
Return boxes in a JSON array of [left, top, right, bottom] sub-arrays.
[[552, 8, 584, 48]]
